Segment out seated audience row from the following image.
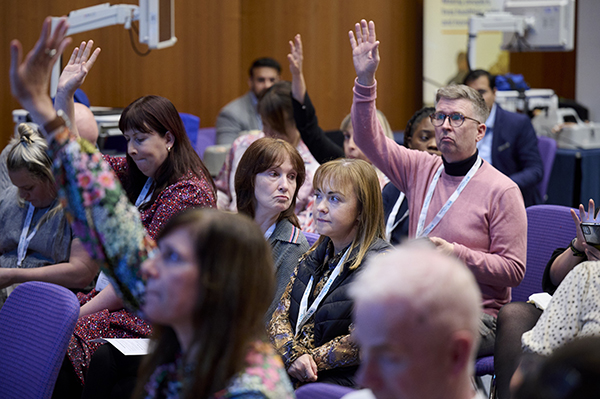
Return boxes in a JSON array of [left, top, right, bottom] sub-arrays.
[[10, 17, 294, 398], [8, 15, 597, 399], [287, 34, 440, 244]]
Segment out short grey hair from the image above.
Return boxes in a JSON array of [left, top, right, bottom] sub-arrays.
[[436, 84, 490, 123], [350, 241, 482, 359]]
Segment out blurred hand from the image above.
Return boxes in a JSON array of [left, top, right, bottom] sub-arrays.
[[288, 34, 306, 103], [288, 353, 318, 382], [9, 17, 71, 124], [429, 236, 455, 257]]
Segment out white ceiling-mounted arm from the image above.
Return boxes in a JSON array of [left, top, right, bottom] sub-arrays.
[[467, 12, 533, 70], [50, 4, 140, 97], [49, 1, 176, 97], [64, 3, 139, 35]]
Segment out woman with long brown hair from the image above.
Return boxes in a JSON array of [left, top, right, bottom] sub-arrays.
[[235, 137, 310, 321]]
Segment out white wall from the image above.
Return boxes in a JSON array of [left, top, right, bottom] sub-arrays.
[[576, 0, 600, 121]]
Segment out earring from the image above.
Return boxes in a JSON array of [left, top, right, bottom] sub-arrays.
[[167, 146, 171, 152]]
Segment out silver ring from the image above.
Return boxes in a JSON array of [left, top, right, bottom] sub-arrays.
[[45, 48, 57, 57]]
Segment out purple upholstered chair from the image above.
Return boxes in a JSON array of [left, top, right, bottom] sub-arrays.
[[536, 136, 558, 203], [0, 281, 80, 399], [179, 112, 201, 148], [475, 204, 576, 397], [195, 127, 217, 159], [296, 383, 355, 399], [303, 232, 320, 247], [513, 204, 576, 302]]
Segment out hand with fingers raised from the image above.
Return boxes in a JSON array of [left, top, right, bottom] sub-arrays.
[[348, 19, 380, 86], [9, 17, 72, 125], [288, 34, 306, 104], [57, 40, 101, 98]]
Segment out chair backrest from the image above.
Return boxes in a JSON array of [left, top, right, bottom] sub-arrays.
[[536, 136, 558, 202], [512, 205, 577, 302], [0, 281, 80, 399], [295, 383, 355, 399], [179, 112, 201, 148], [303, 232, 320, 247], [196, 127, 217, 159]]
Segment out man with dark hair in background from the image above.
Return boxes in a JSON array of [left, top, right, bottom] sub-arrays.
[[215, 57, 281, 145], [464, 69, 543, 207]]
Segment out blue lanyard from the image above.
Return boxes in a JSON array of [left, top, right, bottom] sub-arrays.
[[135, 178, 154, 208], [17, 203, 48, 267]]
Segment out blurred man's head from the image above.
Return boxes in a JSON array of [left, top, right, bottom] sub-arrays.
[[248, 57, 281, 98], [464, 69, 496, 112], [350, 243, 482, 399]]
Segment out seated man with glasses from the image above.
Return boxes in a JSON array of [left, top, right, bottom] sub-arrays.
[[348, 19, 527, 357], [464, 69, 543, 207]]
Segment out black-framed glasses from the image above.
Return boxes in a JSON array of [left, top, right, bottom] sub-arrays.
[[430, 112, 481, 128]]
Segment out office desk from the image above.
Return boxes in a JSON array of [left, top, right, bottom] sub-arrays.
[[546, 148, 600, 207]]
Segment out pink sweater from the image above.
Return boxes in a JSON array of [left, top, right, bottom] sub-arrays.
[[352, 80, 527, 316]]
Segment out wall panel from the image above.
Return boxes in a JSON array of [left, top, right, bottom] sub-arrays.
[[240, 0, 423, 133], [0, 0, 242, 147]]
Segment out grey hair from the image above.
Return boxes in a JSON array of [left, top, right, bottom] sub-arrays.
[[435, 84, 490, 123], [350, 241, 482, 362], [340, 109, 394, 140]]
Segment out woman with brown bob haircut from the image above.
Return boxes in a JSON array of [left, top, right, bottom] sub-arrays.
[[269, 158, 391, 387], [216, 81, 319, 232], [235, 137, 310, 321]]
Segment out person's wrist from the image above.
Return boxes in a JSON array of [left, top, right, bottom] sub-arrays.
[[56, 86, 76, 99], [570, 238, 586, 256], [573, 237, 585, 252], [357, 74, 375, 86], [21, 96, 56, 126]]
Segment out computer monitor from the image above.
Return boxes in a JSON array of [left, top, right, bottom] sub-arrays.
[[502, 0, 575, 51], [138, 0, 177, 49]]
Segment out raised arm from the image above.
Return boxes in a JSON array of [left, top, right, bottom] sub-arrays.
[[54, 40, 101, 138], [9, 17, 71, 127], [289, 34, 306, 104], [289, 34, 344, 163], [349, 20, 413, 190], [10, 17, 152, 311]]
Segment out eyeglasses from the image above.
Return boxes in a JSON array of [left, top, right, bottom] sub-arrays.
[[430, 112, 481, 128]]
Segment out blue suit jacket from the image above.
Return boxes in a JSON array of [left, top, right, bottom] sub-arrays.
[[491, 104, 543, 207]]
